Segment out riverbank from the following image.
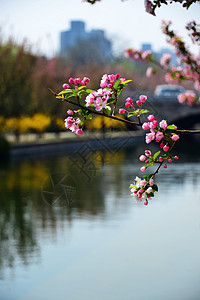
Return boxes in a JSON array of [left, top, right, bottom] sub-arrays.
[[9, 131, 145, 159]]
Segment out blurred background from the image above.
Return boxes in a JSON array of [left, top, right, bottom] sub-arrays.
[[1, 2, 200, 300], [0, 0, 200, 142]]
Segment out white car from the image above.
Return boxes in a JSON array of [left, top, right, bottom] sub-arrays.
[[154, 85, 186, 98]]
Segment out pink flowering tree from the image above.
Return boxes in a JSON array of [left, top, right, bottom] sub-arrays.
[[125, 20, 200, 106], [51, 0, 200, 205], [51, 71, 200, 205], [82, 0, 199, 15]]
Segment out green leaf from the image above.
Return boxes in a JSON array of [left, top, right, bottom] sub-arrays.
[[75, 109, 82, 114], [64, 93, 74, 100], [120, 80, 132, 85], [58, 90, 73, 95], [85, 89, 93, 93], [86, 114, 92, 120], [127, 111, 137, 118], [152, 184, 158, 192], [129, 184, 136, 189], [139, 109, 150, 115], [153, 151, 160, 160], [148, 192, 154, 197], [113, 80, 121, 89], [167, 125, 177, 130], [147, 174, 154, 180], [77, 86, 86, 91]]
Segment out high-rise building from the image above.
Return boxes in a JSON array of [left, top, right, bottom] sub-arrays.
[[60, 20, 112, 61], [141, 43, 152, 51]]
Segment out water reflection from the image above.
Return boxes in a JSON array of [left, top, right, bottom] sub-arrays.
[[0, 138, 200, 300]]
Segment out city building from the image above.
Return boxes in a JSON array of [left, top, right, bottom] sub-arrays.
[[141, 43, 152, 51], [60, 20, 112, 61]]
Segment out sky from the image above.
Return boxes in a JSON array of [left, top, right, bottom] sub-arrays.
[[0, 0, 200, 57]]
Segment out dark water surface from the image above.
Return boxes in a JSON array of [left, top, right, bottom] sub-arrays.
[[0, 140, 200, 300]]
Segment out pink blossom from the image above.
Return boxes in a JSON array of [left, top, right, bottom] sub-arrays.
[[85, 93, 95, 106], [140, 167, 146, 172], [145, 150, 151, 156], [125, 102, 131, 108], [178, 92, 196, 106], [168, 158, 173, 163], [74, 78, 81, 85], [174, 156, 179, 160], [141, 50, 152, 60], [119, 108, 126, 114], [146, 66, 154, 78], [160, 143, 164, 148], [141, 180, 147, 186], [159, 157, 163, 162], [149, 122, 157, 130], [149, 178, 154, 186], [178, 93, 186, 104], [147, 115, 155, 122], [63, 83, 70, 89], [146, 187, 153, 194], [156, 131, 164, 142], [125, 97, 134, 108], [82, 77, 90, 85], [136, 100, 141, 106], [153, 120, 158, 126], [160, 53, 172, 66], [145, 132, 155, 144], [67, 109, 74, 115], [126, 97, 133, 104], [163, 145, 169, 152], [69, 77, 74, 84], [165, 73, 174, 84], [194, 80, 200, 92], [139, 155, 146, 162], [144, 200, 148, 205], [139, 95, 147, 103], [142, 122, 150, 130], [159, 120, 168, 130], [95, 96, 107, 111], [164, 164, 167, 169], [75, 128, 83, 135], [171, 134, 179, 141], [64, 117, 74, 128]]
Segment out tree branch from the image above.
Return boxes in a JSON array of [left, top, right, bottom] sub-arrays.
[[63, 98, 141, 127]]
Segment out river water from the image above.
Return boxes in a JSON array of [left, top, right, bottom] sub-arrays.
[[0, 138, 200, 300]]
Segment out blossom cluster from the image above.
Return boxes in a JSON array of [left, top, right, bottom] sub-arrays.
[[63, 76, 90, 90], [140, 114, 180, 170], [85, 88, 112, 111], [144, 0, 199, 16], [85, 73, 127, 112], [178, 91, 198, 105], [139, 148, 179, 172], [186, 21, 200, 44], [64, 114, 83, 135], [130, 175, 158, 205], [125, 48, 153, 62], [100, 73, 124, 88], [161, 21, 200, 93], [126, 21, 200, 105], [119, 95, 148, 116]]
